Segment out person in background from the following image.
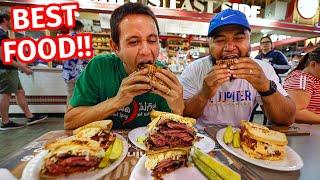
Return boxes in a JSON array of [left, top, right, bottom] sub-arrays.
[[283, 47, 320, 124], [64, 3, 184, 130], [0, 13, 47, 130], [180, 9, 295, 127], [62, 20, 88, 107], [255, 36, 290, 83]]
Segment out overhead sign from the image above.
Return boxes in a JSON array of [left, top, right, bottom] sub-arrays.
[[221, 2, 261, 18], [81, 0, 225, 14], [79, 0, 263, 16]]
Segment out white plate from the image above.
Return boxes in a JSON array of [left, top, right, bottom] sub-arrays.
[[21, 133, 128, 180], [129, 155, 206, 180], [128, 127, 148, 150], [216, 128, 304, 171], [128, 127, 215, 153]]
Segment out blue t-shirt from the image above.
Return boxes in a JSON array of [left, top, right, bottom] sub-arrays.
[[255, 49, 290, 75]]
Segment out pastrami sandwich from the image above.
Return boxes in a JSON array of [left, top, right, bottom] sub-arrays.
[[216, 58, 238, 80], [138, 64, 168, 88], [215, 58, 238, 68], [40, 137, 105, 177], [144, 110, 196, 178], [145, 110, 197, 151], [145, 148, 190, 179], [240, 121, 287, 161], [73, 120, 116, 150]]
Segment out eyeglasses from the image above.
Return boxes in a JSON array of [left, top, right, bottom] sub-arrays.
[[260, 41, 272, 45]]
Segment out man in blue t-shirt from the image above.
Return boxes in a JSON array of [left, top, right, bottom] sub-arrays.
[[255, 36, 291, 83]]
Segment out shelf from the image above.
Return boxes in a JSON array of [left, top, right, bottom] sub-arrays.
[[91, 33, 110, 36], [94, 47, 111, 50], [168, 44, 188, 47], [92, 40, 109, 43]]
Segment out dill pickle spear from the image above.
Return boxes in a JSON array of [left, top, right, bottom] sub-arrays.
[[194, 148, 240, 180], [192, 155, 223, 180], [98, 144, 113, 168], [223, 125, 234, 144], [232, 131, 241, 148], [109, 138, 123, 161]]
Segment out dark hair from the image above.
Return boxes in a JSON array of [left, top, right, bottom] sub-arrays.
[[73, 20, 84, 31], [292, 47, 320, 71], [110, 2, 159, 46], [260, 36, 272, 44], [0, 13, 10, 24]]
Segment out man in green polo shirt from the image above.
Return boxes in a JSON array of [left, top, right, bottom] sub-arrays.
[[64, 3, 184, 129]]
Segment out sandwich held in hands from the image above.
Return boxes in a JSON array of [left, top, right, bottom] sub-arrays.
[[138, 64, 168, 88], [216, 58, 238, 80], [144, 110, 197, 179], [215, 58, 238, 69]]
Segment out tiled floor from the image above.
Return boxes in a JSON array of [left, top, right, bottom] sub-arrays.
[[0, 115, 265, 162], [0, 117, 64, 162]]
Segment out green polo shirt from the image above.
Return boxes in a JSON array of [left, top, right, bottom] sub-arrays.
[[70, 53, 171, 129]]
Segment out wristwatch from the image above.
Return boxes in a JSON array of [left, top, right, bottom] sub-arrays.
[[258, 80, 277, 96]]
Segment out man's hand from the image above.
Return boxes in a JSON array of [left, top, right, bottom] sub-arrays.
[[230, 57, 269, 92], [21, 65, 33, 75], [199, 64, 230, 100], [150, 69, 184, 115], [114, 69, 152, 108]]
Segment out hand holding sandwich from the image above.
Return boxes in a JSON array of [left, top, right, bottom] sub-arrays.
[[230, 57, 270, 92], [200, 64, 231, 100], [150, 68, 184, 116], [114, 69, 152, 108]]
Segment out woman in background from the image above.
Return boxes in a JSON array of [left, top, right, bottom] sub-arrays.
[[283, 47, 320, 124], [62, 20, 88, 108]]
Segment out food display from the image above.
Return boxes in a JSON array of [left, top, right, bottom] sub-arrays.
[[144, 110, 197, 179], [240, 121, 287, 161], [39, 120, 124, 178], [92, 33, 111, 55]]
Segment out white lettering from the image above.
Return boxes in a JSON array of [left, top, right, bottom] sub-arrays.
[[223, 2, 261, 18], [148, 0, 161, 7], [194, 0, 205, 12]]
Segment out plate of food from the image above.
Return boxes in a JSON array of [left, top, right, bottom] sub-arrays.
[[128, 127, 215, 153], [216, 121, 303, 171], [130, 154, 206, 180], [130, 110, 239, 180], [21, 120, 128, 180]]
